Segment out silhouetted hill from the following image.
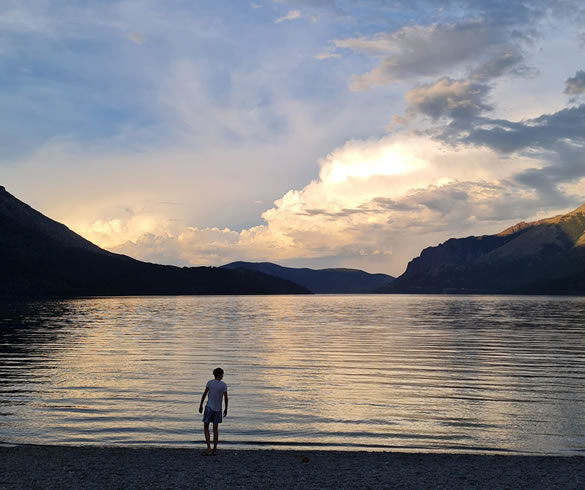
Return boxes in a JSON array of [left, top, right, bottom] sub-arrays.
[[221, 261, 394, 293], [0, 186, 310, 296], [382, 203, 585, 294]]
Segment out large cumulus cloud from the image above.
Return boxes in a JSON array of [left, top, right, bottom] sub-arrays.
[[108, 131, 573, 275]]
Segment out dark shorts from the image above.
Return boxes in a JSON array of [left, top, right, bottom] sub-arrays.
[[202, 405, 222, 424]]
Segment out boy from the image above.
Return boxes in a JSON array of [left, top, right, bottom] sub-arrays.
[[199, 367, 228, 456]]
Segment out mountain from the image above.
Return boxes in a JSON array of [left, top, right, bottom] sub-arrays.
[[382, 203, 585, 294], [0, 186, 310, 296], [221, 261, 394, 293]]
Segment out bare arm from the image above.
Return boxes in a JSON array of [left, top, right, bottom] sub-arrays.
[[223, 392, 228, 417], [199, 387, 209, 413]]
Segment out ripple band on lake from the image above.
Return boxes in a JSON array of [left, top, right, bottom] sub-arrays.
[[1, 295, 584, 455]]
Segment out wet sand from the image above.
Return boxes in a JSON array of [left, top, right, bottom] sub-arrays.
[[1, 445, 584, 489]]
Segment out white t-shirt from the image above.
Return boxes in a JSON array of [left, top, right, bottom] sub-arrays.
[[206, 379, 227, 411]]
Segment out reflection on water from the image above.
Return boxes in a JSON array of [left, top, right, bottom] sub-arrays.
[[1, 295, 585, 455]]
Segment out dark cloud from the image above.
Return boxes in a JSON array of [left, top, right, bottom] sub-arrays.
[[392, 184, 474, 216], [565, 70, 585, 96], [400, 47, 538, 125], [405, 77, 492, 121], [371, 198, 417, 212], [465, 104, 585, 153], [470, 48, 534, 81], [301, 207, 373, 218], [514, 143, 585, 201], [458, 105, 585, 201], [344, 19, 510, 88], [463, 123, 535, 153], [325, 0, 584, 90], [374, 179, 580, 231]]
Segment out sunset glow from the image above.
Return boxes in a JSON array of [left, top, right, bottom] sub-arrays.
[[319, 141, 425, 183], [2, 1, 585, 274]]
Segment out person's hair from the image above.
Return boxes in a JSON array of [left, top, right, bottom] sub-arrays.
[[213, 367, 224, 378]]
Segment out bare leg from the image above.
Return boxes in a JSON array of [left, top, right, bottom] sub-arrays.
[[212, 423, 219, 454], [203, 422, 211, 452]]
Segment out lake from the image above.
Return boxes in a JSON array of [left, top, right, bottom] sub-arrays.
[[1, 295, 585, 455]]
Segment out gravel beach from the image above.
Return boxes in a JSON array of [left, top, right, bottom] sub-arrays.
[[1, 445, 584, 489]]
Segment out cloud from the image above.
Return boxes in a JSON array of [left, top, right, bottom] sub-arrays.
[[113, 227, 241, 266], [333, 21, 515, 89], [513, 142, 585, 203], [103, 131, 575, 275], [77, 212, 175, 250], [470, 48, 534, 81], [448, 103, 585, 204], [405, 77, 492, 120], [127, 31, 145, 45], [372, 180, 543, 229], [465, 104, 585, 153], [314, 46, 341, 59], [275, 10, 301, 23], [323, 1, 584, 91], [565, 70, 585, 96]]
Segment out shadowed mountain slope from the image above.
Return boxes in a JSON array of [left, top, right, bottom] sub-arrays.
[[221, 261, 394, 293], [382, 203, 585, 294], [0, 186, 310, 296]]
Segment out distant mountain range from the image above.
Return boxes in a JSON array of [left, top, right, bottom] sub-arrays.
[[221, 261, 394, 293], [0, 186, 309, 297], [382, 203, 585, 294], [5, 185, 585, 296]]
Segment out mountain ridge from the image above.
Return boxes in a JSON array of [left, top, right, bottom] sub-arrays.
[[0, 185, 109, 255], [6, 185, 585, 296], [0, 187, 310, 297], [221, 261, 394, 293], [383, 203, 585, 294]]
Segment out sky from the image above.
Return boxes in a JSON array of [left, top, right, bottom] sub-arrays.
[[2, 0, 585, 276]]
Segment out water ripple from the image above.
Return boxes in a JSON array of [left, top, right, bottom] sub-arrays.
[[1, 295, 585, 455]]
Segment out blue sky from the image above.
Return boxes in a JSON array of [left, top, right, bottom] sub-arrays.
[[2, 0, 585, 274]]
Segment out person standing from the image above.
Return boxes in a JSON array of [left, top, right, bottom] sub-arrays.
[[199, 367, 228, 455]]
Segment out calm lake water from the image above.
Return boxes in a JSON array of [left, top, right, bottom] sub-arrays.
[[1, 295, 585, 455]]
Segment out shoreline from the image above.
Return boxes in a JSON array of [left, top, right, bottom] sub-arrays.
[[2, 445, 585, 489]]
